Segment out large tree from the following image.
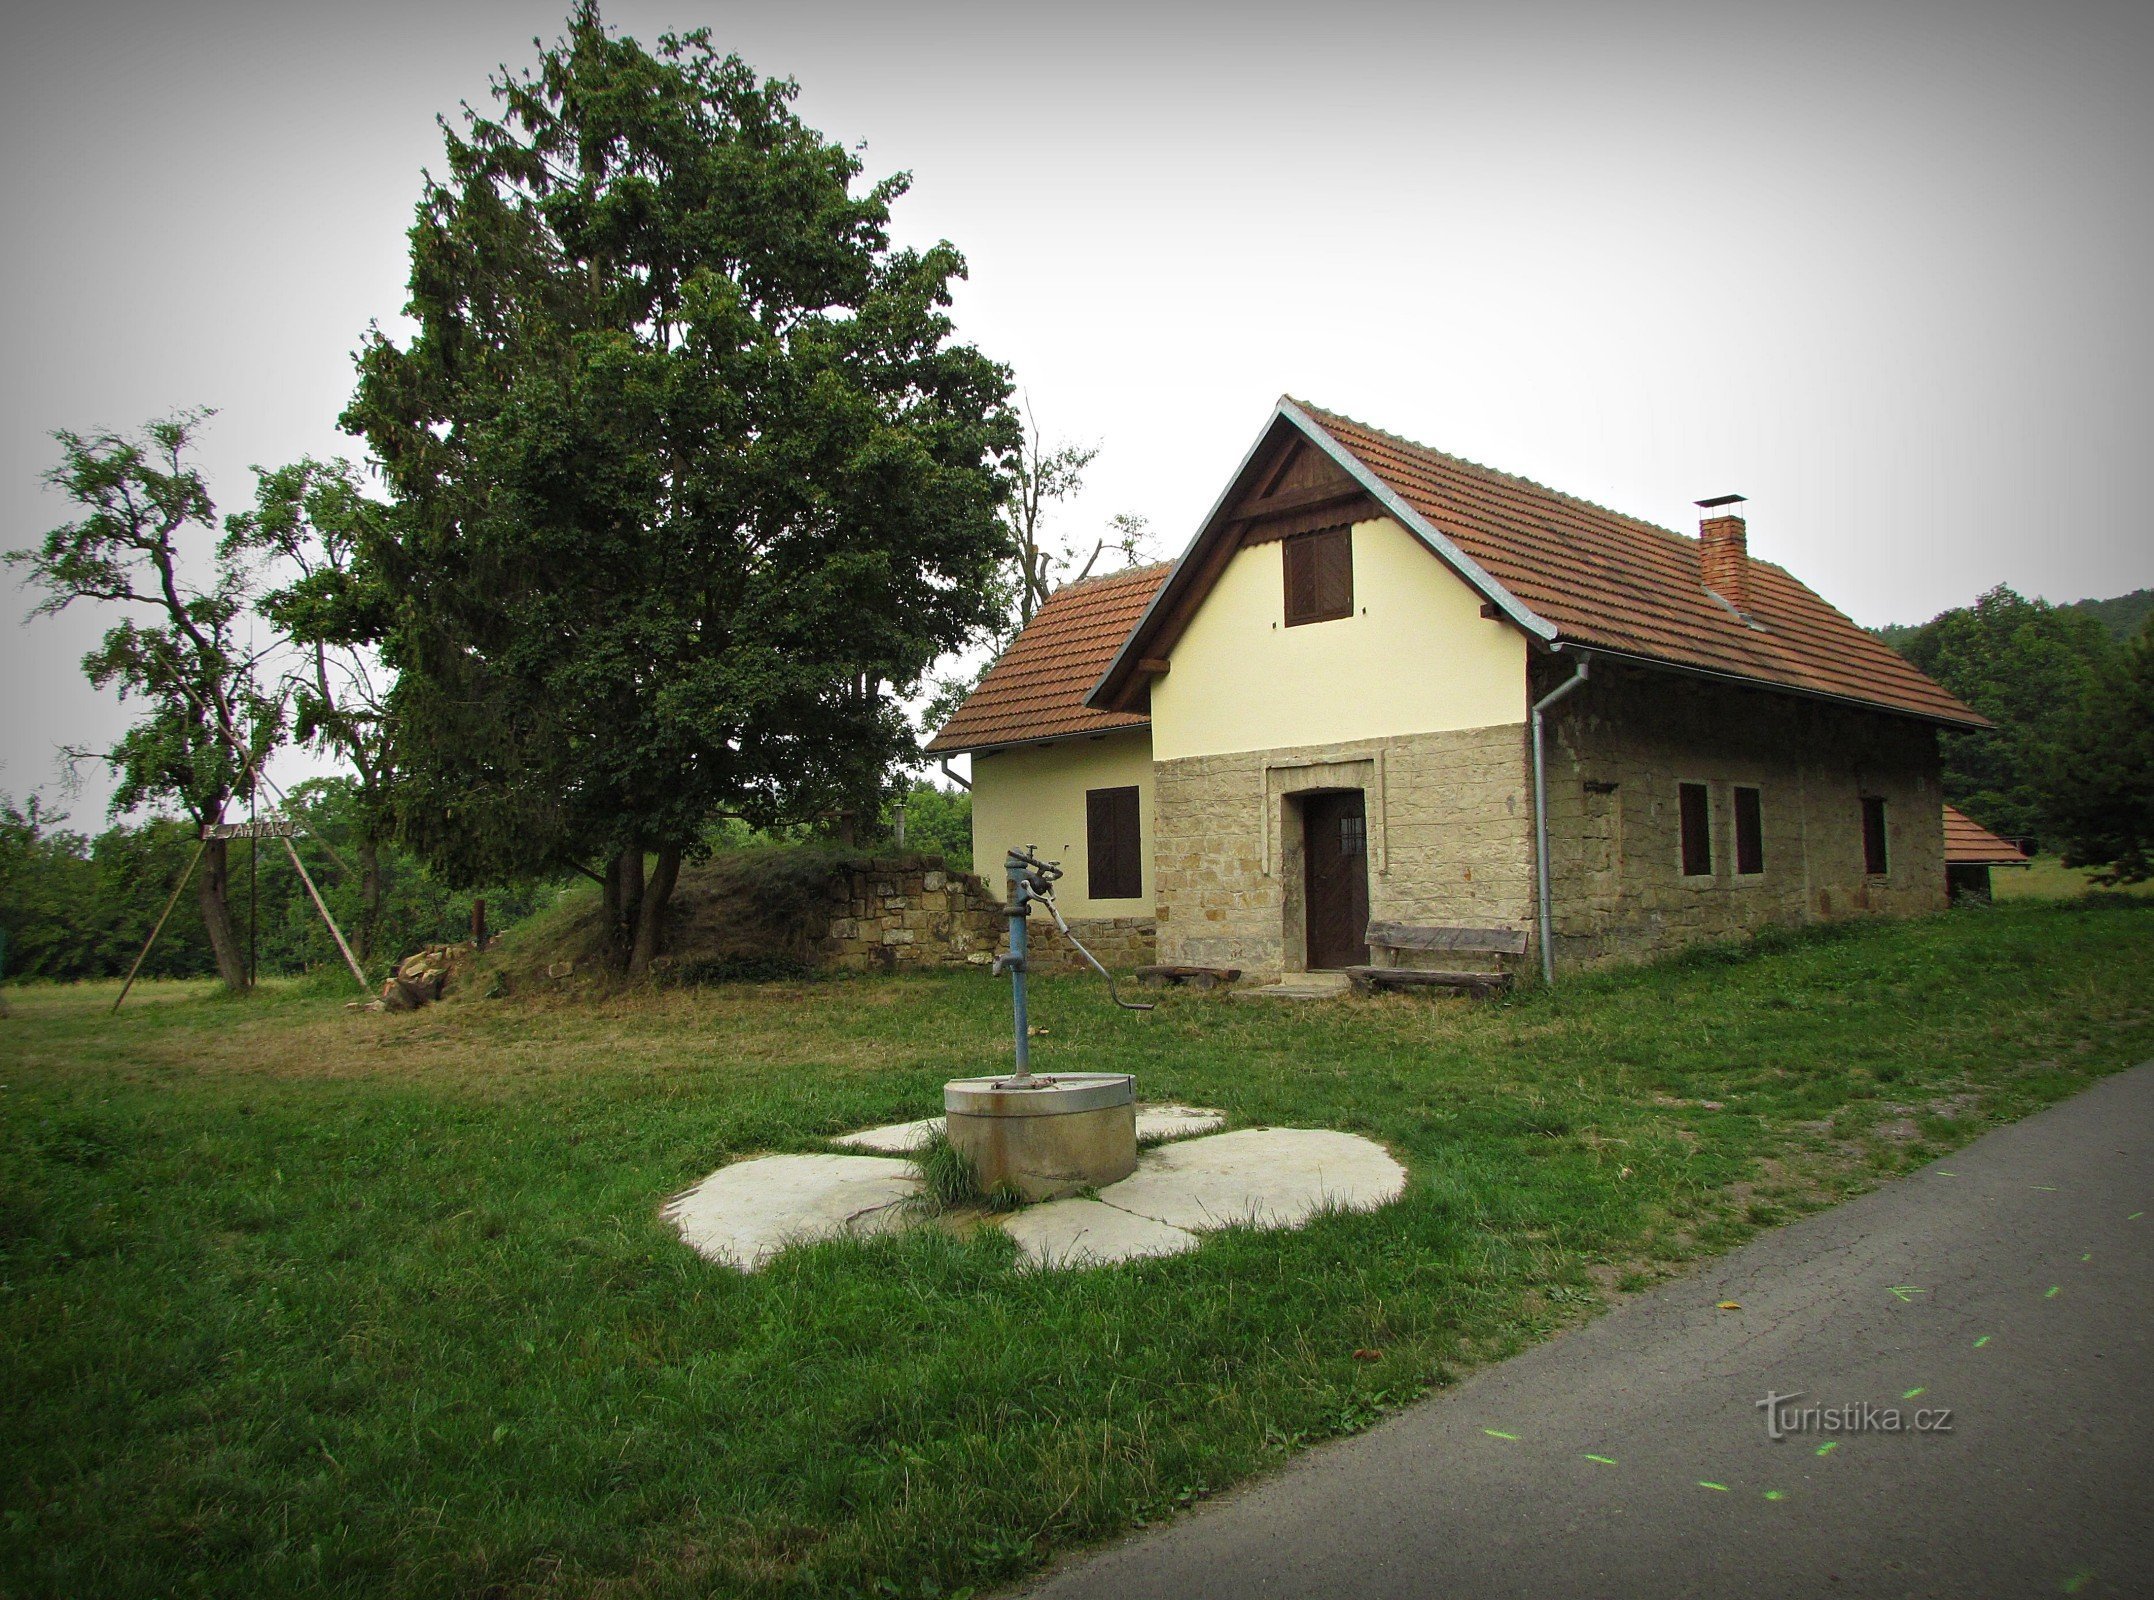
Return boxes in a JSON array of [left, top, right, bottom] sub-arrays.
[[7, 413, 276, 990], [344, 5, 1017, 972], [223, 459, 399, 961], [1887, 584, 2117, 844], [2044, 615, 2154, 884]]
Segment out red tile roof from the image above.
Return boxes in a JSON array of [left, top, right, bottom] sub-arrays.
[[1284, 403, 1987, 728], [925, 563, 1171, 753], [1944, 804, 2029, 865], [938, 399, 1989, 750]]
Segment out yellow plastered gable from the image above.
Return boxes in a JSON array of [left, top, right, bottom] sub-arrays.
[[969, 728, 1155, 916], [1149, 516, 1529, 761]]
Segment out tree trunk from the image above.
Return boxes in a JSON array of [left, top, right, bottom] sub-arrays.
[[197, 837, 250, 992], [628, 845, 681, 977], [608, 846, 645, 970], [356, 840, 383, 965]]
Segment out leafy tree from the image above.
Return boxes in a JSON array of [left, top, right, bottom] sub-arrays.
[[7, 414, 277, 989], [0, 795, 218, 982], [1888, 584, 2116, 843], [921, 408, 1158, 738], [887, 779, 971, 871], [343, 5, 1018, 974], [2044, 616, 2154, 883], [224, 460, 400, 960]]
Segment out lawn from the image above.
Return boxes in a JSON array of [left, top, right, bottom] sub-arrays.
[[5, 898, 2152, 1599], [1993, 853, 2154, 900]]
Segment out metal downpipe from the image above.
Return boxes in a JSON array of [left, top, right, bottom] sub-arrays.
[[1531, 653, 1592, 985]]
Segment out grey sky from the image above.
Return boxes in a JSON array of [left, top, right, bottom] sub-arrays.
[[5, 0, 2150, 818]]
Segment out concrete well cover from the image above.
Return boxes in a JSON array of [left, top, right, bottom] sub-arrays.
[[664, 1153, 920, 1269], [1093, 1127, 1406, 1233], [834, 1103, 1225, 1155]]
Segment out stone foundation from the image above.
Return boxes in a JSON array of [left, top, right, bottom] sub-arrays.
[[1153, 725, 1536, 982], [1024, 915, 1159, 974]]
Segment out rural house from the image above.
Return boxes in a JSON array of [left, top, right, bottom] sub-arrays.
[[928, 399, 1988, 984]]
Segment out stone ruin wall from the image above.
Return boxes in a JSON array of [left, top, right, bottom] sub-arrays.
[[817, 854, 1157, 975]]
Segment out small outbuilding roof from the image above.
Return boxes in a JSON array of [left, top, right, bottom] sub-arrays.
[[1944, 804, 2030, 866], [925, 562, 1171, 754]]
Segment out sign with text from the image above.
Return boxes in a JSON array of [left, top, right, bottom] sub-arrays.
[[199, 818, 298, 840]]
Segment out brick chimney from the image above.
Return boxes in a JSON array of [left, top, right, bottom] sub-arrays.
[[1695, 494, 1749, 613]]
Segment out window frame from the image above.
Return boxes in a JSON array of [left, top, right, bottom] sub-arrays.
[[1733, 785, 1765, 877], [1282, 525, 1354, 627], [1085, 785, 1144, 901], [1678, 781, 1714, 878], [1860, 795, 1889, 877]]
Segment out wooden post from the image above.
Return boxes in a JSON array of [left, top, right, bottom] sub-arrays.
[[471, 898, 488, 952], [282, 836, 370, 994], [111, 840, 210, 1014]]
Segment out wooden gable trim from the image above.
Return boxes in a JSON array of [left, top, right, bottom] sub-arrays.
[[1087, 403, 1553, 713]]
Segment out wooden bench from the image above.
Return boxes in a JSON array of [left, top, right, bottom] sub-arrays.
[[1345, 923, 1528, 997], [1137, 964, 1243, 991]]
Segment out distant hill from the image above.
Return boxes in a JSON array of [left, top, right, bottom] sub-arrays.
[[1875, 586, 2149, 651], [2063, 587, 2152, 643]]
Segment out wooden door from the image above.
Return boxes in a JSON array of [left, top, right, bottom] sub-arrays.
[[1302, 790, 1370, 970]]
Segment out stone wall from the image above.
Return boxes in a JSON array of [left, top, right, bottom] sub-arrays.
[[1153, 725, 1537, 981], [1026, 914, 1158, 974], [818, 855, 1005, 972], [1538, 658, 1947, 969], [813, 856, 1157, 974], [1148, 667, 1947, 982]]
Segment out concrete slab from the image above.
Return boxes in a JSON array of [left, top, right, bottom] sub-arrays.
[[1138, 1104, 1228, 1141], [832, 1117, 940, 1154], [664, 1153, 921, 1269], [832, 1104, 1225, 1155], [1097, 1127, 1405, 1232], [1000, 1198, 1201, 1268]]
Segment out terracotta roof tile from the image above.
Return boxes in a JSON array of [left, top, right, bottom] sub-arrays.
[[1299, 404, 1987, 728], [1944, 804, 2029, 865], [926, 563, 1171, 753]]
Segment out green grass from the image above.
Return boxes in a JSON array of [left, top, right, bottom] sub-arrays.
[[4, 899, 2153, 1598], [1993, 854, 2154, 900]]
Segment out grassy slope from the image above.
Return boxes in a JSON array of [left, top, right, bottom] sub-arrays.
[[4, 900, 2152, 1599]]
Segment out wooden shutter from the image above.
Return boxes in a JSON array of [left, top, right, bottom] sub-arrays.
[[1861, 796, 1888, 875], [1679, 782, 1713, 877], [1734, 786, 1764, 875], [1283, 526, 1353, 626], [1087, 786, 1142, 900]]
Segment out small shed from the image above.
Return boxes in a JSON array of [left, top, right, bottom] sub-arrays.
[[1943, 805, 2029, 901]]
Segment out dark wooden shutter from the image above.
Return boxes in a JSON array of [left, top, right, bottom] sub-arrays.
[[1087, 786, 1142, 900], [1734, 786, 1764, 875], [1861, 796, 1889, 875], [1283, 526, 1353, 626], [1679, 782, 1713, 877]]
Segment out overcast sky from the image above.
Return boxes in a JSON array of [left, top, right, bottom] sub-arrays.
[[5, 0, 2149, 819]]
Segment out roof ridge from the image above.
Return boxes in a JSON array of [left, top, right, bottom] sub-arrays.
[[1048, 558, 1177, 598], [1291, 398, 1699, 551]]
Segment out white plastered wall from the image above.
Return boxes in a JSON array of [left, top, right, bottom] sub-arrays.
[[968, 728, 1155, 917], [1148, 515, 1529, 760]]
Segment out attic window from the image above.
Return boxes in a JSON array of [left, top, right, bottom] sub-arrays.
[[1283, 525, 1353, 626]]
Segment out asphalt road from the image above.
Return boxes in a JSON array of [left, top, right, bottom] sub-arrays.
[[1021, 1062, 2154, 1600]]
